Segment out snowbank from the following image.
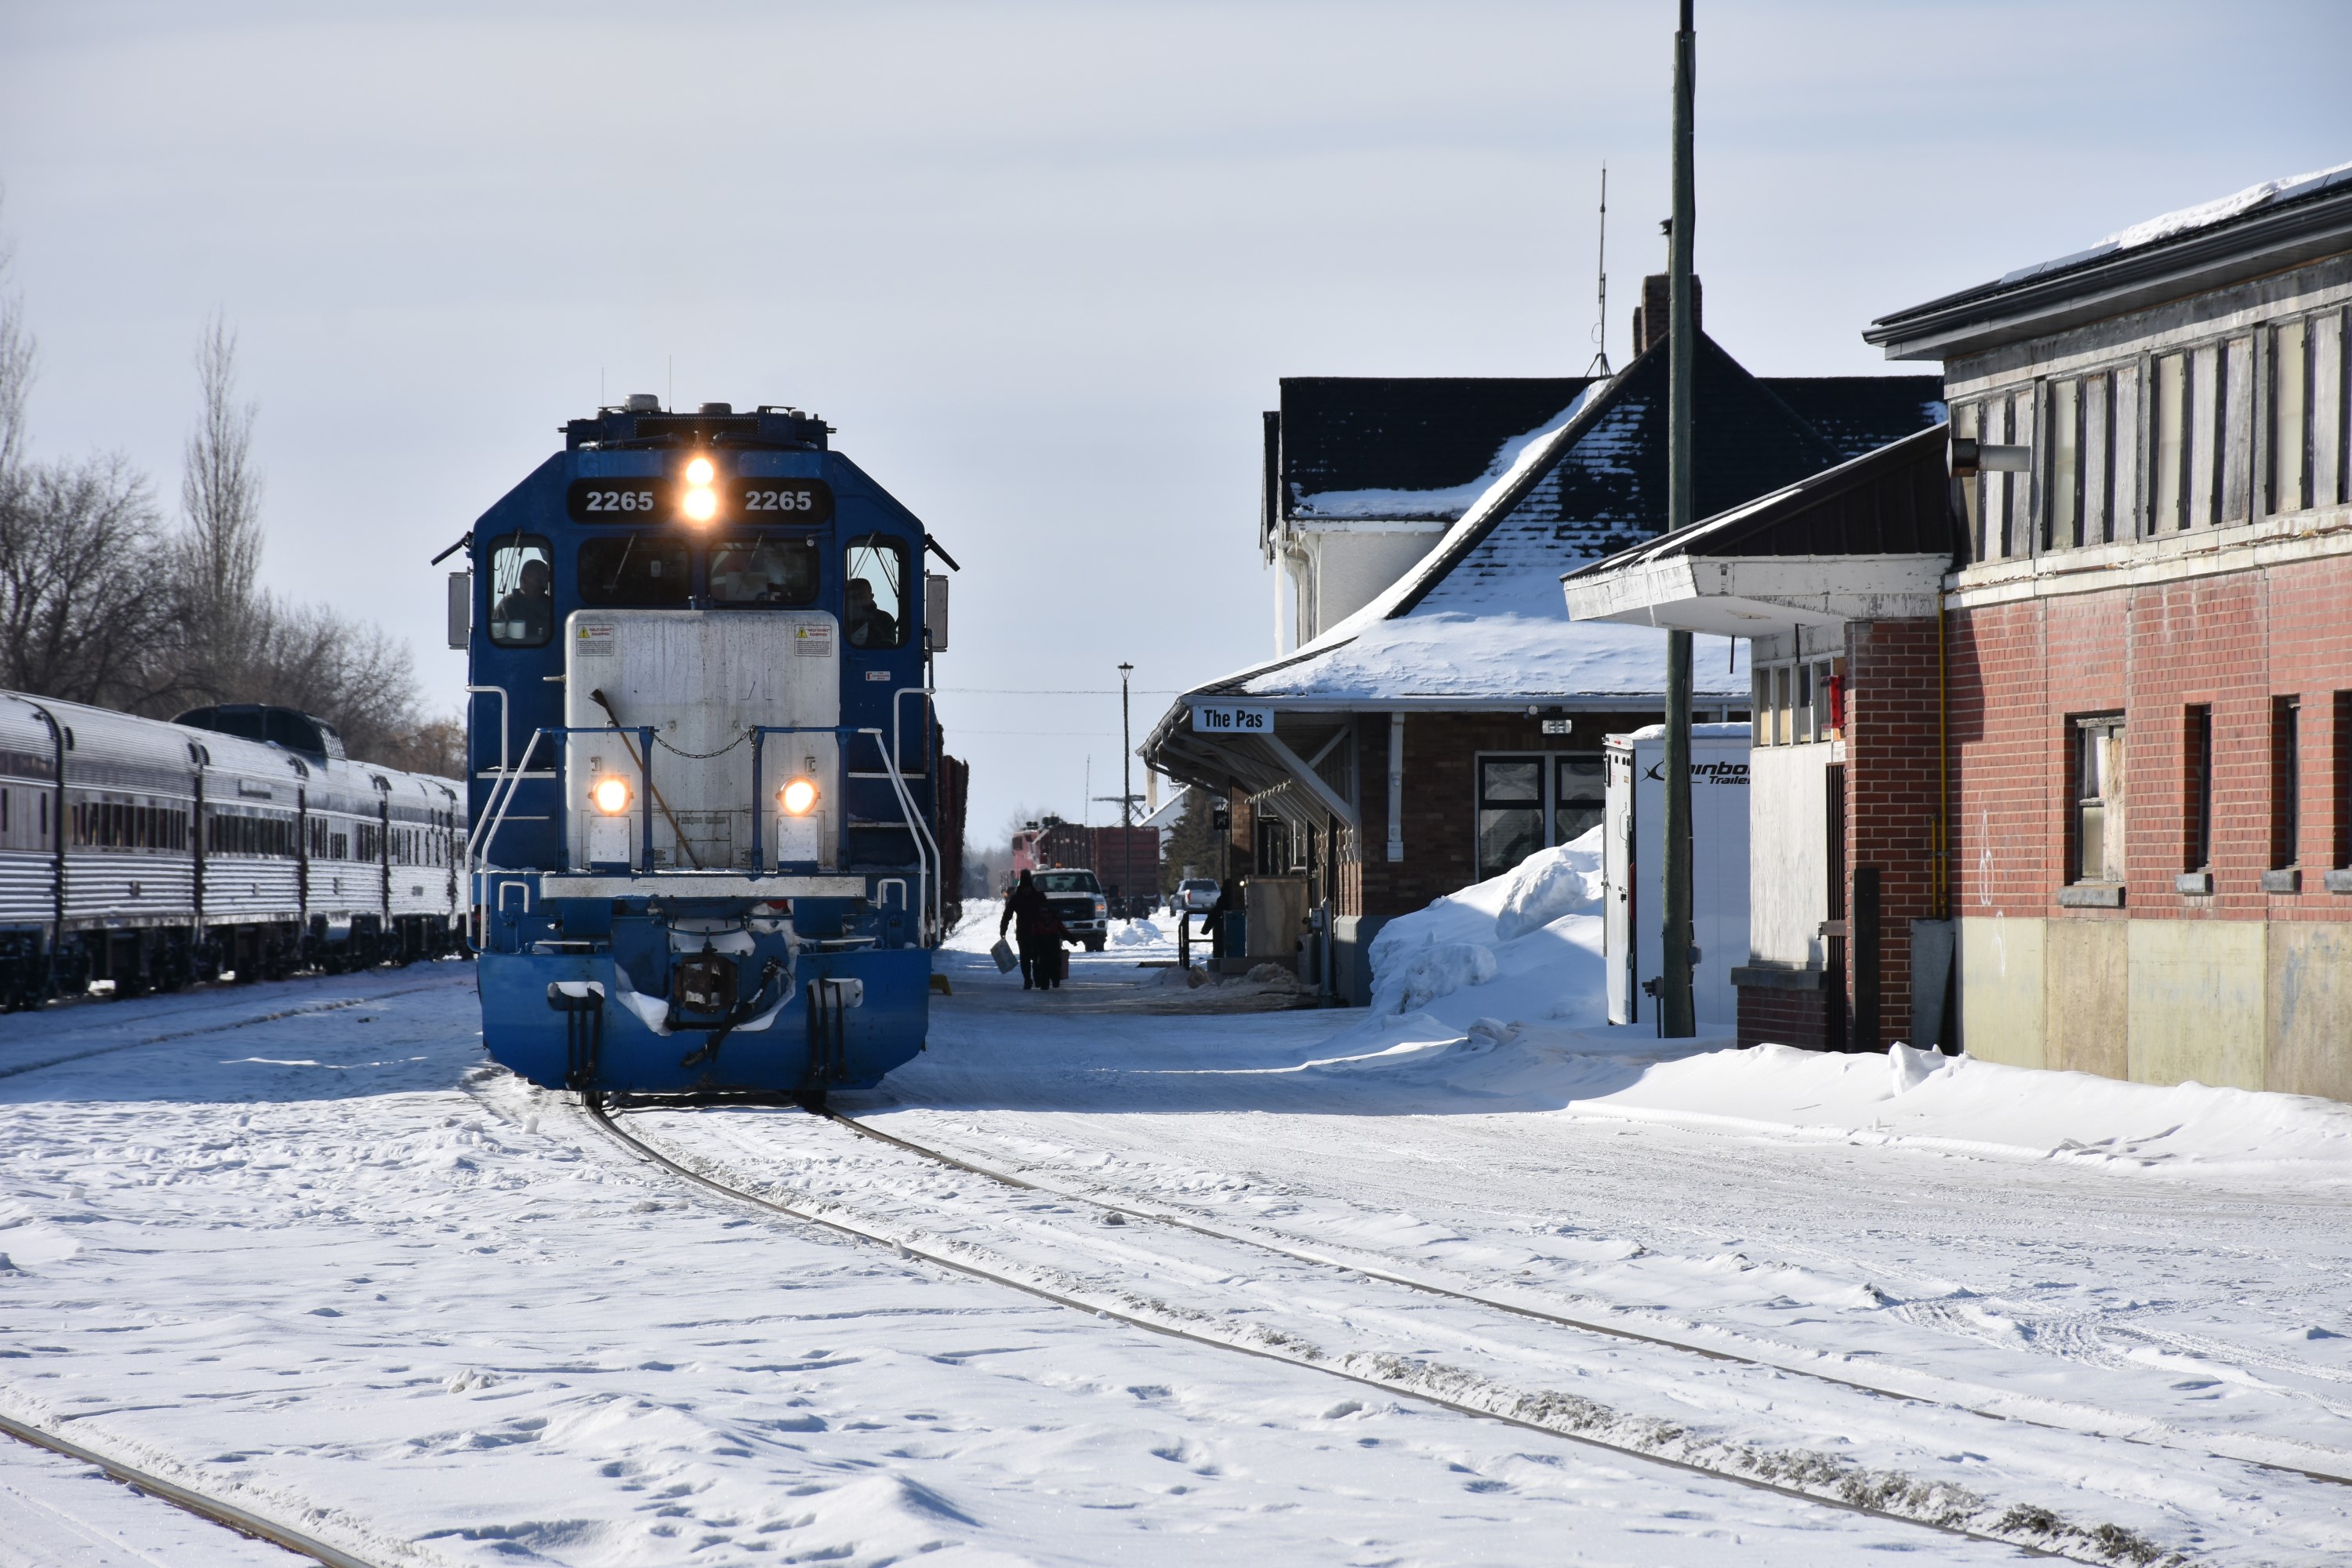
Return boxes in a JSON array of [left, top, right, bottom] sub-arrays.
[[1304, 832, 2352, 1185], [1356, 829, 1609, 1035]]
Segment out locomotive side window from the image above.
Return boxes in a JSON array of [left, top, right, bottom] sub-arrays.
[[578, 535, 691, 607], [710, 539, 819, 606], [844, 535, 907, 648], [488, 537, 554, 647]]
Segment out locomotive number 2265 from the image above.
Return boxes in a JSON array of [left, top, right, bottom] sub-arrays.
[[739, 481, 834, 522]]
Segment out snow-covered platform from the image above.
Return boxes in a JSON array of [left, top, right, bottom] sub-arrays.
[[0, 949, 2348, 1564]]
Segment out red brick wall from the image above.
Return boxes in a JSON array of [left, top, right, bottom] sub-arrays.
[[1739, 985, 1828, 1048], [1348, 709, 1664, 919], [1949, 554, 2352, 926], [1842, 617, 1947, 1048]]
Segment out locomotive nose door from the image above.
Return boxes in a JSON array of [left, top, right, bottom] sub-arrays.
[[563, 610, 841, 873]]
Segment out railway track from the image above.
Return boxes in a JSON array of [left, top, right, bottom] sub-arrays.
[[0, 975, 463, 1568], [583, 1092, 2216, 1566], [816, 1103, 2352, 1490]]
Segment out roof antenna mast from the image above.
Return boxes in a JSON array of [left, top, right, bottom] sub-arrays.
[[1586, 163, 1611, 377]]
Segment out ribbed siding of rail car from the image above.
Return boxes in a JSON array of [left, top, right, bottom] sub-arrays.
[[179, 705, 469, 971], [0, 691, 468, 1007], [456, 398, 960, 1097]]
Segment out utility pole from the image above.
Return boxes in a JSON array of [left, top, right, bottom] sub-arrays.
[[1120, 662, 1136, 916], [1660, 0, 1698, 1038]]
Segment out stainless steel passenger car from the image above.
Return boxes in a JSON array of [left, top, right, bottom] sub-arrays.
[[0, 692, 467, 1007]]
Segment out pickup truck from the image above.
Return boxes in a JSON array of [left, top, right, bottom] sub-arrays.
[[1033, 868, 1110, 951]]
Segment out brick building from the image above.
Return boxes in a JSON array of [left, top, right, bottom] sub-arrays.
[[1569, 164, 2352, 1096], [1147, 296, 1940, 992]]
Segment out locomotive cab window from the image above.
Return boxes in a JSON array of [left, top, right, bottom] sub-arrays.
[[844, 535, 907, 648], [710, 538, 819, 606], [578, 535, 690, 607], [487, 537, 554, 647]]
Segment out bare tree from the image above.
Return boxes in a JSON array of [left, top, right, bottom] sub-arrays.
[[0, 453, 172, 706], [175, 314, 264, 695], [0, 188, 34, 484]]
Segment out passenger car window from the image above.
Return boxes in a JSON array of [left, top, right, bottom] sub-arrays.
[[844, 535, 907, 648], [578, 535, 690, 607], [487, 536, 554, 647], [710, 538, 819, 606]]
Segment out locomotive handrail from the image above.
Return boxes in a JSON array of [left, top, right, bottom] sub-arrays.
[[859, 727, 938, 946], [465, 684, 510, 776], [463, 724, 543, 944], [890, 686, 946, 945]]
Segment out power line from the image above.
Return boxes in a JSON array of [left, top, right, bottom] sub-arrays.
[[936, 688, 1181, 696]]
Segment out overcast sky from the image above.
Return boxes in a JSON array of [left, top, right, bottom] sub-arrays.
[[2, 1, 2344, 844]]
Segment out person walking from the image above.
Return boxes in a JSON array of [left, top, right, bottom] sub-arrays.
[[999, 869, 1055, 991]]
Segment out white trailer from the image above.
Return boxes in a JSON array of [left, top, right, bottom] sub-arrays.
[[1604, 723, 1751, 1029]]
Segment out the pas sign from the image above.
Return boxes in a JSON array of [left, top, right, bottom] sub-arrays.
[[1190, 701, 1272, 734]]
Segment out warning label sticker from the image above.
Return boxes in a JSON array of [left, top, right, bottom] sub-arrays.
[[793, 622, 834, 658], [574, 622, 617, 658]]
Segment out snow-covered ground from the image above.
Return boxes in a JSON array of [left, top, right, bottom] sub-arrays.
[[1, 902, 2349, 1564]]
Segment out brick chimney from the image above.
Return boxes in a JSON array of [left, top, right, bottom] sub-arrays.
[[1630, 273, 1702, 354]]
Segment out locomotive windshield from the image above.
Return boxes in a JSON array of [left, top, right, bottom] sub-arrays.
[[488, 537, 554, 647], [844, 535, 906, 648], [710, 538, 819, 606], [578, 535, 690, 606]]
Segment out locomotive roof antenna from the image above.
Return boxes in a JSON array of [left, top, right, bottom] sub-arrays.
[[1584, 163, 1611, 378]]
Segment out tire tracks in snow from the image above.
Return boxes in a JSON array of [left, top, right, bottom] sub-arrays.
[[586, 1094, 2198, 1566]]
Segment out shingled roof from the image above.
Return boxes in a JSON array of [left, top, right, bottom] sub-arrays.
[[1271, 365, 1940, 539]]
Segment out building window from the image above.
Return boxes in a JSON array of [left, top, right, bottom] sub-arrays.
[[2274, 696, 2302, 870], [2046, 376, 2080, 550], [2183, 705, 2212, 873], [2042, 370, 2125, 550], [1955, 401, 1982, 558], [1475, 756, 1544, 880], [2336, 691, 2352, 871], [2073, 716, 2125, 884], [1554, 755, 1605, 845], [2154, 351, 2187, 532], [1750, 659, 1842, 748], [1475, 751, 1605, 877], [2274, 318, 2310, 515]]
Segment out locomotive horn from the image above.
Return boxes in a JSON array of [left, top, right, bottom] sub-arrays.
[[587, 688, 704, 869]]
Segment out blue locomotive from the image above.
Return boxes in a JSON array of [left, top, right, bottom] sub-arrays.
[[456, 397, 966, 1096]]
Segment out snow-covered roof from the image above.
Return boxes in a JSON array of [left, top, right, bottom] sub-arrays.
[[1167, 331, 1940, 720], [1868, 160, 2352, 360], [1998, 159, 2352, 289]]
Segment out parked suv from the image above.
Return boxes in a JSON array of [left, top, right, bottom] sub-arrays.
[[1033, 869, 1110, 951]]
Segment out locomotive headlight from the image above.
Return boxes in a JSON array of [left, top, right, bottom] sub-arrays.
[[681, 454, 720, 523], [779, 776, 819, 815], [591, 775, 633, 815]]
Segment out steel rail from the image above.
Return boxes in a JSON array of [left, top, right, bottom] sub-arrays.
[[816, 1105, 2352, 1491], [0, 1410, 383, 1568], [582, 1094, 2085, 1562]]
